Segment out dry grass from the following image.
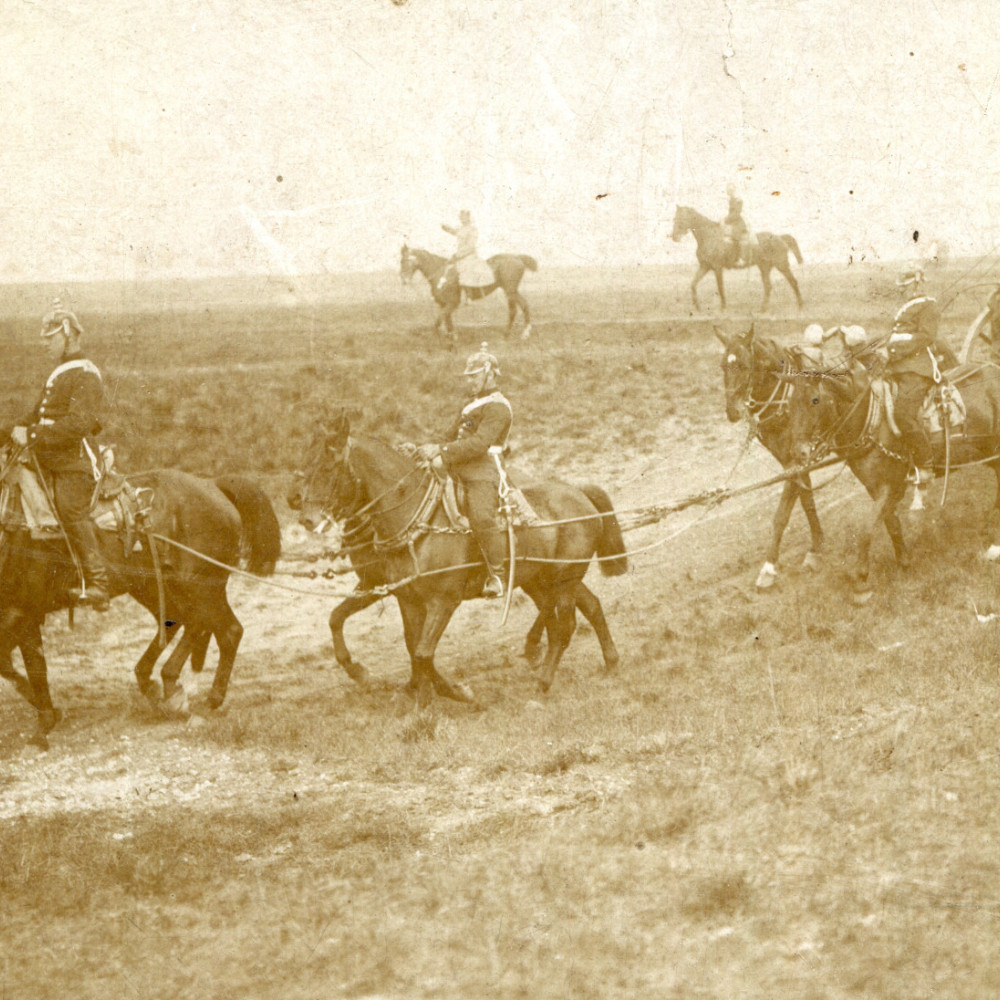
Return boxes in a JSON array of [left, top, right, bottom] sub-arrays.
[[2, 261, 1000, 998]]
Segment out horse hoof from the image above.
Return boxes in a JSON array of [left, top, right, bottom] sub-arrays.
[[521, 324, 532, 341], [802, 552, 822, 572], [341, 659, 370, 686], [755, 562, 778, 589], [851, 589, 874, 606], [37, 708, 63, 735], [163, 683, 190, 719], [205, 689, 225, 711], [139, 679, 162, 705], [454, 682, 475, 703], [984, 545, 1000, 563], [522, 645, 544, 669]]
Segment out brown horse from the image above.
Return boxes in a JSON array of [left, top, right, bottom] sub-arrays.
[[399, 245, 537, 343], [0, 465, 281, 743], [781, 363, 1000, 599], [672, 205, 803, 312], [716, 326, 826, 588], [289, 493, 623, 687], [288, 415, 628, 699]]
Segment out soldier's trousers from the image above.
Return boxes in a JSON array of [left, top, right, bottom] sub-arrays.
[[51, 470, 110, 594], [894, 374, 934, 467], [463, 480, 509, 578]]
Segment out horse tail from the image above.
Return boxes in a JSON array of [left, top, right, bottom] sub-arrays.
[[580, 485, 629, 577], [214, 475, 282, 576], [780, 235, 803, 264], [519, 255, 539, 272]]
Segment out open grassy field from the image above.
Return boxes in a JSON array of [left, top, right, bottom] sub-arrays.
[[2, 258, 1000, 999]]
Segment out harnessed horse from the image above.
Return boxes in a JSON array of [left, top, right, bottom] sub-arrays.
[[672, 206, 804, 312], [0, 463, 281, 744], [399, 245, 537, 343], [779, 361, 1000, 599], [717, 326, 826, 588], [289, 415, 628, 699]]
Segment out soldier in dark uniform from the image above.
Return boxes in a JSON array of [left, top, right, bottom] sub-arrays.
[[416, 343, 512, 599], [9, 306, 110, 611], [885, 273, 955, 486], [724, 184, 751, 266]]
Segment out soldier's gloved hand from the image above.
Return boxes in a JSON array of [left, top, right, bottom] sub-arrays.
[[398, 442, 417, 457], [11, 426, 28, 447], [430, 455, 445, 471], [415, 443, 441, 464]]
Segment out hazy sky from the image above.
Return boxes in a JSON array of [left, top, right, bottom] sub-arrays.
[[3, 0, 999, 281]]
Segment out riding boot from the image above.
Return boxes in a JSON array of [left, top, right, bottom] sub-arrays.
[[63, 519, 111, 612], [473, 528, 508, 599]]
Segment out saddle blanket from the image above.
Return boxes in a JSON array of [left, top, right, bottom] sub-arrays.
[[0, 462, 151, 541], [919, 383, 967, 436], [432, 474, 543, 532]]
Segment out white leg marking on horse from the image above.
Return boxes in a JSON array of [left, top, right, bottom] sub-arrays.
[[802, 551, 822, 572], [756, 561, 778, 589], [985, 545, 1000, 563], [521, 324, 532, 341]]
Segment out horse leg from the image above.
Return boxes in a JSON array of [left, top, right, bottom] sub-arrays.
[[714, 268, 727, 310], [851, 482, 897, 602], [516, 292, 532, 340], [134, 620, 180, 701], [777, 261, 803, 309], [395, 597, 428, 694], [412, 595, 469, 703], [328, 592, 381, 684], [19, 617, 64, 744], [0, 613, 48, 713], [159, 628, 199, 711], [757, 479, 822, 588], [504, 291, 517, 339], [199, 594, 243, 711], [537, 586, 578, 693], [573, 581, 619, 673], [984, 462, 1000, 560], [797, 475, 826, 571], [758, 265, 773, 313], [690, 264, 710, 312]]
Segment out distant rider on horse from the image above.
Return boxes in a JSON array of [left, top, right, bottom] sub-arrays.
[[440, 210, 494, 298], [884, 268, 958, 487], [7, 304, 110, 611], [415, 343, 511, 599], [723, 184, 755, 267]]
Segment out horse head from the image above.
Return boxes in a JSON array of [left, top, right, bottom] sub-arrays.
[[778, 371, 852, 464], [671, 206, 692, 242], [717, 323, 757, 422], [399, 244, 417, 285], [288, 412, 361, 533]]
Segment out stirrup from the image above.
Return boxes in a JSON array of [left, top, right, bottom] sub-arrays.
[[69, 586, 111, 612], [481, 574, 504, 599]]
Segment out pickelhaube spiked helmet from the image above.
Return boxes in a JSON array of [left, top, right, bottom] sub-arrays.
[[40, 300, 83, 339], [464, 342, 500, 377]]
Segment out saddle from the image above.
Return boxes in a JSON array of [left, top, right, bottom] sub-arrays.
[[876, 378, 967, 439], [414, 467, 542, 536], [0, 451, 152, 549]]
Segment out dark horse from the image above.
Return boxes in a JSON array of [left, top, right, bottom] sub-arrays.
[[782, 362, 1000, 600], [716, 325, 826, 588], [288, 414, 628, 699], [0, 463, 281, 743], [399, 245, 537, 343], [290, 485, 623, 687], [672, 206, 803, 312]]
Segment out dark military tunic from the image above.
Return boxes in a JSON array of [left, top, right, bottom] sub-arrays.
[[440, 391, 512, 483]]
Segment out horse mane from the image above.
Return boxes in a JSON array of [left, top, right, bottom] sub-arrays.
[[350, 433, 418, 480]]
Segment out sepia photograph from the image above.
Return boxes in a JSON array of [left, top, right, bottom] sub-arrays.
[[2, 1, 1000, 996]]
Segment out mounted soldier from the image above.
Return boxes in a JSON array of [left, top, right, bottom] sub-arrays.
[[7, 304, 110, 610], [415, 342, 512, 599], [723, 184, 755, 267], [439, 210, 495, 299], [884, 269, 959, 486]]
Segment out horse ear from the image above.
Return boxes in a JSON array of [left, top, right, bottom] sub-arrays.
[[743, 323, 756, 344]]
